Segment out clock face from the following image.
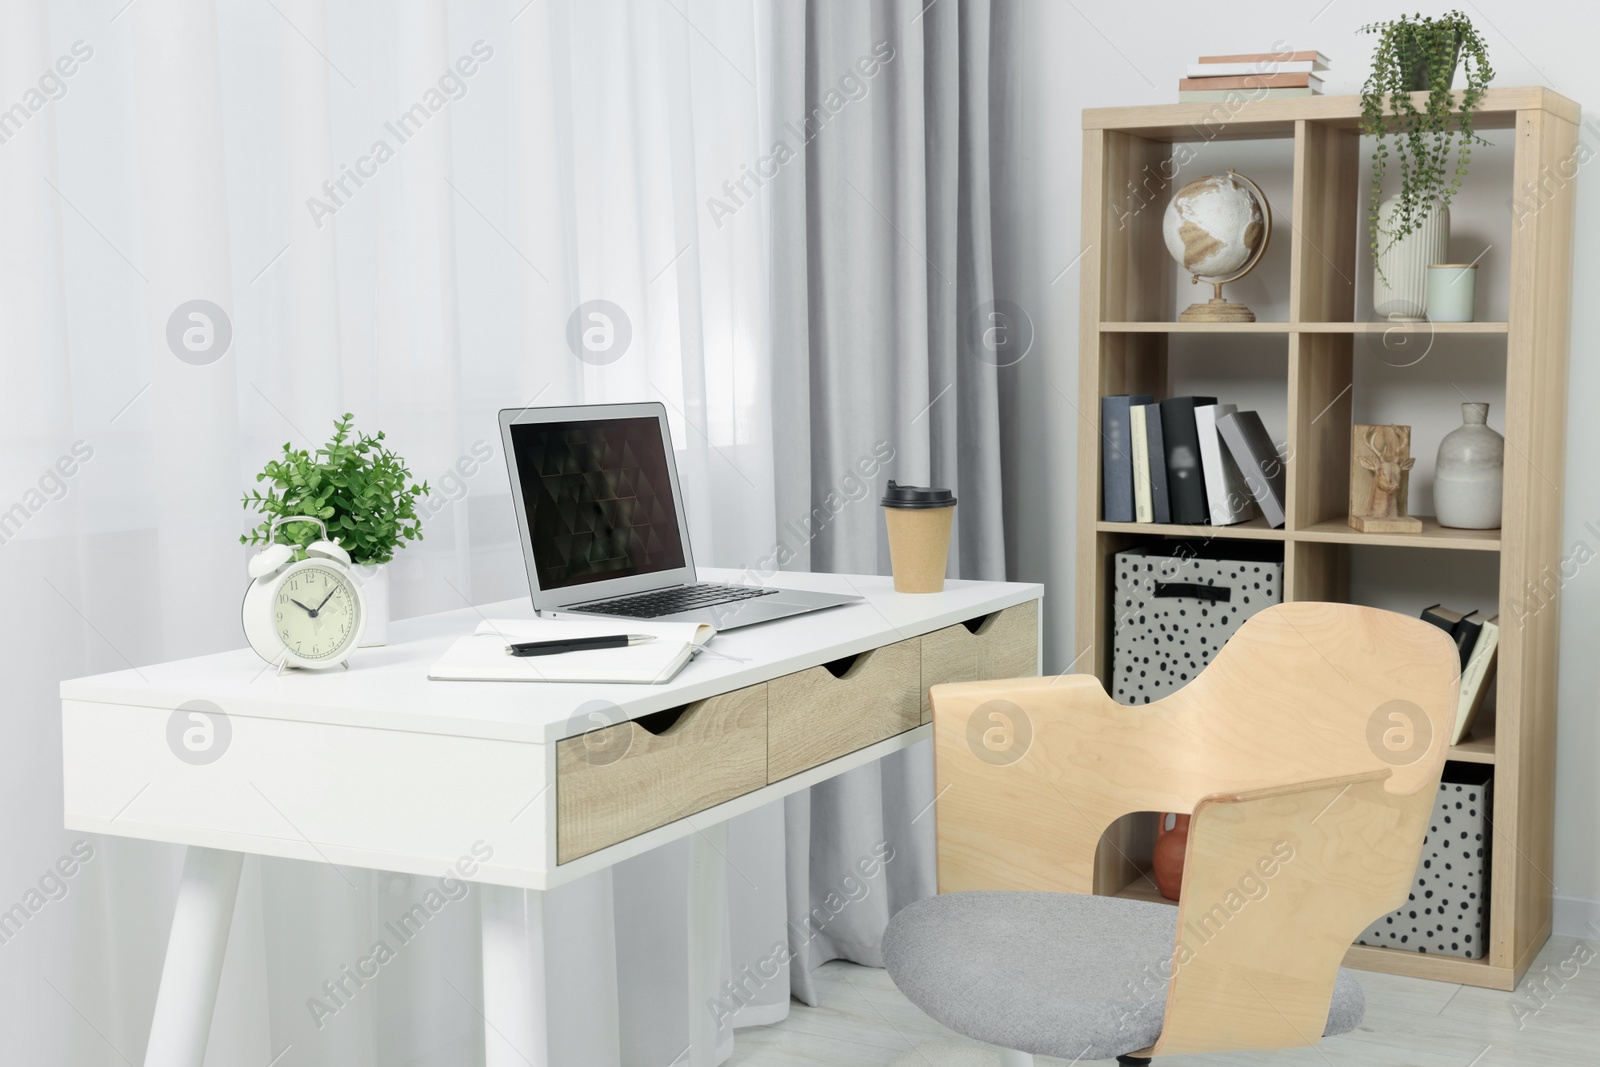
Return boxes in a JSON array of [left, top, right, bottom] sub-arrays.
[[272, 564, 360, 662]]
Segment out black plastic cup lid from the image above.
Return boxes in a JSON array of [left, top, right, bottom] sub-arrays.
[[880, 480, 956, 509]]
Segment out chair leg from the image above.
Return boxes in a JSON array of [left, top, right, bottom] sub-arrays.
[[997, 1049, 1035, 1067]]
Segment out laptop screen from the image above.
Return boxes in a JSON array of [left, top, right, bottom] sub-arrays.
[[508, 415, 688, 592]]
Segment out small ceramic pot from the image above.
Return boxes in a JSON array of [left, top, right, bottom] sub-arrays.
[[1434, 403, 1504, 529], [1152, 812, 1190, 901], [1426, 264, 1477, 322]]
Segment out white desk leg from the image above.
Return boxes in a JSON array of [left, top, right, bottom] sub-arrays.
[[687, 824, 727, 1067], [480, 885, 549, 1067], [143, 847, 244, 1067]]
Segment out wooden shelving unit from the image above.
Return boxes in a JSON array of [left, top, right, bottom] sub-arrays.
[[1075, 88, 1577, 991]]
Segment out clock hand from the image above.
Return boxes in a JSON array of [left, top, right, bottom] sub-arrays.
[[315, 586, 339, 611], [289, 598, 316, 615]]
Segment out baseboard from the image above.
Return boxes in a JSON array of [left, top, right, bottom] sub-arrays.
[[1552, 893, 1600, 939]]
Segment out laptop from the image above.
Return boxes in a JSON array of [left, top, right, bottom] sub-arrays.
[[500, 402, 861, 630]]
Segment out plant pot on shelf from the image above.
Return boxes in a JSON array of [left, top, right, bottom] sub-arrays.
[[1426, 264, 1478, 322], [353, 563, 390, 646], [1435, 403, 1504, 529], [1396, 31, 1461, 90], [1373, 196, 1450, 321]]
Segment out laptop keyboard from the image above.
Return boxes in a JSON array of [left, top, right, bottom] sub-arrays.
[[568, 583, 779, 619]]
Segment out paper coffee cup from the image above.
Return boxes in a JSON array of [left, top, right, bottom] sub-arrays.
[[881, 481, 956, 593]]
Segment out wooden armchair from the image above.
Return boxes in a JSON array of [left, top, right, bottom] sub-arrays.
[[882, 602, 1459, 1065]]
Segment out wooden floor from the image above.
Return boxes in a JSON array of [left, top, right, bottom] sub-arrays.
[[726, 935, 1598, 1066]]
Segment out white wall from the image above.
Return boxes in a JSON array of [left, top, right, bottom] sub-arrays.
[[1001, 0, 1600, 929]]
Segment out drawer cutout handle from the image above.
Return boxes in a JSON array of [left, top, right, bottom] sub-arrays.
[[961, 613, 994, 635], [1153, 582, 1231, 603], [634, 705, 690, 736], [822, 653, 862, 679]]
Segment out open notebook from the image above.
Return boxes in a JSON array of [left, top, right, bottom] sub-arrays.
[[428, 618, 716, 684]]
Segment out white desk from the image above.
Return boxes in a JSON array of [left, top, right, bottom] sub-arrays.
[[61, 569, 1042, 1067]]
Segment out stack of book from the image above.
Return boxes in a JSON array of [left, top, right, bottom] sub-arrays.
[[1178, 50, 1329, 103], [1101, 395, 1287, 530], [1420, 605, 1500, 745]]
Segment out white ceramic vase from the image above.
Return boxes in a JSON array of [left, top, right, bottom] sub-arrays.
[[1434, 403, 1503, 529], [354, 563, 390, 646], [1373, 195, 1450, 321]]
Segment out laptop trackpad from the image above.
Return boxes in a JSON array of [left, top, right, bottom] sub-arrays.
[[732, 604, 800, 620], [707, 593, 853, 628], [715, 599, 800, 625]]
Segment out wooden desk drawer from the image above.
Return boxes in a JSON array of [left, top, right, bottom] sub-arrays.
[[768, 639, 921, 781], [921, 602, 1039, 722], [556, 684, 767, 864]]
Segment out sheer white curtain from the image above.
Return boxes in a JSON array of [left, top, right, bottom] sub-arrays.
[[4, 0, 1024, 1059], [4, 0, 797, 1063]]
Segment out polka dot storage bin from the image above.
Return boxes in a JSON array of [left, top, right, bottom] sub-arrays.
[[1110, 542, 1282, 705], [1357, 764, 1492, 959]]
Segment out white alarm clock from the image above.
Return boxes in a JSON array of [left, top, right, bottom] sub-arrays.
[[242, 515, 365, 671]]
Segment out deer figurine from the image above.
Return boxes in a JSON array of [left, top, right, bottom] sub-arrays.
[[1360, 427, 1415, 518], [1349, 424, 1423, 533]]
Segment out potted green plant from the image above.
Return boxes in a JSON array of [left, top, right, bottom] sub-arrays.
[[1359, 10, 1493, 317], [242, 413, 428, 646]]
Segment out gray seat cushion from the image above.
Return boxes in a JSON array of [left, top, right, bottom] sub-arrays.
[[882, 892, 1364, 1060]]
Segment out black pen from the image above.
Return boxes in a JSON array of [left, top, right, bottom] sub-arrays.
[[504, 634, 657, 657]]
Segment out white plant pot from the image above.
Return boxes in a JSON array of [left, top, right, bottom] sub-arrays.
[[1373, 196, 1450, 321], [353, 563, 390, 646], [1426, 264, 1478, 323]]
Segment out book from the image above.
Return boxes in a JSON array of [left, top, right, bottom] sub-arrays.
[[429, 617, 715, 684], [1158, 396, 1216, 525], [1216, 410, 1287, 529], [1179, 88, 1319, 102], [1198, 50, 1330, 68], [1454, 616, 1499, 744], [1420, 604, 1463, 633], [1177, 73, 1323, 92], [1142, 402, 1171, 524], [1131, 405, 1153, 523], [1451, 612, 1485, 675], [1185, 60, 1321, 77], [1420, 605, 1481, 674], [1101, 394, 1153, 522], [1194, 403, 1256, 525]]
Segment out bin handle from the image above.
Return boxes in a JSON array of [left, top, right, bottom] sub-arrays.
[[1153, 582, 1231, 603]]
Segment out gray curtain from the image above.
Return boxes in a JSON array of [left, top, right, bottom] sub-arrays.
[[764, 0, 1015, 1003]]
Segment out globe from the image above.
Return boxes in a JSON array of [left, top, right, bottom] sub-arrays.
[[1162, 172, 1267, 278], [1160, 170, 1271, 322]]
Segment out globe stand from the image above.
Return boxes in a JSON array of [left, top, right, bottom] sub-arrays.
[[1179, 281, 1256, 323]]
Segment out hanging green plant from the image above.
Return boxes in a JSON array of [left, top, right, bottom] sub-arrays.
[[1359, 10, 1494, 270]]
